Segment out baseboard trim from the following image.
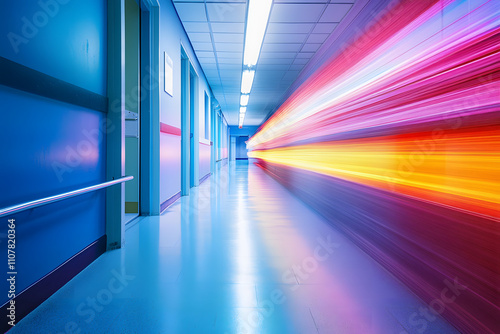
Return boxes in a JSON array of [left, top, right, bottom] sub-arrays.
[[160, 192, 181, 213], [1, 235, 107, 333], [199, 173, 211, 184]]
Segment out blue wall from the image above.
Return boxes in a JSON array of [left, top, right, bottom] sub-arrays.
[[0, 0, 107, 305], [229, 126, 258, 160], [0, 0, 107, 95], [229, 126, 259, 137]]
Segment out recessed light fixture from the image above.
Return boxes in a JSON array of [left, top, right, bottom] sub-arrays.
[[243, 0, 273, 66], [240, 94, 249, 106], [239, 0, 273, 128], [241, 70, 255, 94]]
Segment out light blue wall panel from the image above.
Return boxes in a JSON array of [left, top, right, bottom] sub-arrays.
[[160, 133, 181, 203], [199, 143, 211, 180]]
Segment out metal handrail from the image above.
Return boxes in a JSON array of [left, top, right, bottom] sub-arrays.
[[0, 176, 133, 218]]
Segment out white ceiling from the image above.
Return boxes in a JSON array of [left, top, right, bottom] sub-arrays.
[[173, 0, 355, 126]]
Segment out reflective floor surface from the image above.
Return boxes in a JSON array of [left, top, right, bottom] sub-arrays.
[[11, 161, 459, 333]]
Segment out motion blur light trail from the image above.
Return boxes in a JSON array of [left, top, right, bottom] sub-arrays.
[[252, 125, 500, 219], [248, 0, 500, 332], [249, 0, 499, 151]]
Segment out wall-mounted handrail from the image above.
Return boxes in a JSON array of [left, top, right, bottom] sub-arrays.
[[0, 176, 133, 218]]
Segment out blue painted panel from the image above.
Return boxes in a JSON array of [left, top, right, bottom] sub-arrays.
[[236, 136, 248, 159], [0, 0, 107, 95], [0, 86, 106, 304], [1, 86, 107, 207]]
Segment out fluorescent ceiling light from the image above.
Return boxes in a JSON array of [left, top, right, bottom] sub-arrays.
[[240, 106, 247, 114], [240, 94, 249, 106], [241, 70, 255, 94], [243, 0, 273, 66]]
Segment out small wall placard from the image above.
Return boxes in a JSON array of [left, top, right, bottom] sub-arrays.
[[164, 52, 173, 96]]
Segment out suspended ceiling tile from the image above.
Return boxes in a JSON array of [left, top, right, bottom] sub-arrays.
[[217, 51, 242, 59], [282, 70, 300, 81], [301, 43, 321, 52], [206, 0, 246, 3], [223, 88, 241, 93], [264, 33, 308, 44], [221, 82, 241, 87], [226, 93, 241, 99], [213, 33, 244, 44], [218, 63, 242, 71], [203, 69, 220, 77], [270, 4, 325, 23], [219, 72, 241, 80], [257, 64, 291, 71], [206, 3, 247, 22], [289, 64, 305, 71], [259, 57, 295, 65], [174, 3, 207, 22], [215, 43, 244, 52], [200, 62, 218, 70], [254, 71, 286, 82], [260, 52, 298, 59], [319, 3, 352, 22], [296, 52, 314, 58], [312, 22, 338, 33], [182, 22, 210, 32], [306, 33, 330, 44], [217, 57, 242, 64], [196, 51, 216, 58], [187, 32, 212, 42], [192, 42, 214, 51], [211, 22, 245, 33], [293, 57, 310, 65], [274, 0, 328, 2], [198, 56, 217, 63], [261, 43, 303, 53], [267, 23, 314, 34]]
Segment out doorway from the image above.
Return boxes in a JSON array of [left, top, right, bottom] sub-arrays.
[[189, 69, 199, 188], [236, 136, 249, 160], [124, 0, 141, 224], [181, 48, 199, 195]]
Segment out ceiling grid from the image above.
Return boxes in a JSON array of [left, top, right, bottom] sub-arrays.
[[173, 0, 355, 125]]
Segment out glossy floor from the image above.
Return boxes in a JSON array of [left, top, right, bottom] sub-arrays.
[[12, 161, 459, 333]]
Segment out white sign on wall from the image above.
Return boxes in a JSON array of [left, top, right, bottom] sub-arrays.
[[164, 52, 173, 96]]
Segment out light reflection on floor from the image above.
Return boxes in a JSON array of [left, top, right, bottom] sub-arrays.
[[11, 161, 459, 333]]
